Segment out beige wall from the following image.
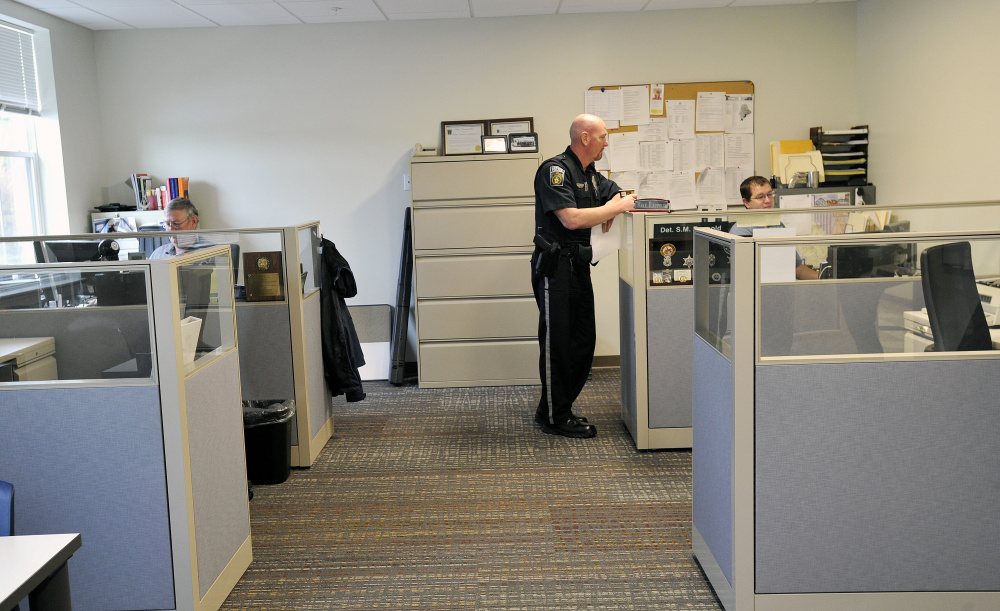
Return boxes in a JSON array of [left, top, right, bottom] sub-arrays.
[[88, 3, 858, 357], [857, 0, 1000, 205]]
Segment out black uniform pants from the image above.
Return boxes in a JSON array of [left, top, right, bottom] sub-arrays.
[[532, 249, 595, 425]]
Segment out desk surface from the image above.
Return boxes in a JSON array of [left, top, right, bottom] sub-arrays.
[[0, 533, 82, 611], [0, 337, 56, 365]]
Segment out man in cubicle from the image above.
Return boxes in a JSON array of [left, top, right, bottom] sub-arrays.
[[732, 175, 819, 280], [149, 197, 211, 259], [531, 113, 636, 439]]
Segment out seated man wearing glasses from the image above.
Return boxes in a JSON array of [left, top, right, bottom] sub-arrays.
[[730, 175, 818, 280], [149, 197, 212, 259]]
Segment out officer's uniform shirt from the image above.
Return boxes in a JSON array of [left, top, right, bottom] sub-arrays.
[[534, 146, 620, 246]]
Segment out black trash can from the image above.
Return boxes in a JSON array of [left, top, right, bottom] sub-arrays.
[[242, 399, 295, 485]]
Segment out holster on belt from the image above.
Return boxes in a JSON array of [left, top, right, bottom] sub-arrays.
[[533, 234, 560, 277], [534, 235, 593, 276]]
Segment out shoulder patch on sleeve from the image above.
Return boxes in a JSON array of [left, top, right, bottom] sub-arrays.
[[549, 165, 565, 186]]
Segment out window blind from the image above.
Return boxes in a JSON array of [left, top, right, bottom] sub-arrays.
[[0, 21, 39, 114]]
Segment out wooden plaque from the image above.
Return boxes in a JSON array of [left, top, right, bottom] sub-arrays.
[[243, 251, 284, 302]]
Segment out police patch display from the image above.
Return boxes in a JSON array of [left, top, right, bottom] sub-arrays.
[[549, 166, 565, 186]]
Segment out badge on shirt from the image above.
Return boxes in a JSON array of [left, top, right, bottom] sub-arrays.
[[592, 176, 599, 191], [549, 166, 565, 186]]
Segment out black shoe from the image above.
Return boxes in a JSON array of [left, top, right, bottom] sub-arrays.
[[535, 412, 588, 424], [537, 418, 597, 439]]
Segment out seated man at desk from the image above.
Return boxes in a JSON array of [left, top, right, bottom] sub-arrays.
[[150, 198, 211, 259], [730, 175, 819, 280]]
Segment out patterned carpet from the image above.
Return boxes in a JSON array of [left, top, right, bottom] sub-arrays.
[[222, 369, 724, 610]]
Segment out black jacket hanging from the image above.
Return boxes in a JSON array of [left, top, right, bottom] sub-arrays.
[[319, 237, 366, 402]]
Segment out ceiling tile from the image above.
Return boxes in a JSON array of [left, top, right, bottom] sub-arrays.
[[559, 0, 650, 15], [471, 0, 560, 17], [87, 5, 218, 28], [376, 0, 471, 19], [728, 0, 813, 6], [188, 4, 302, 26], [645, 0, 732, 9], [42, 7, 132, 28], [280, 1, 387, 23], [12, 0, 82, 9]]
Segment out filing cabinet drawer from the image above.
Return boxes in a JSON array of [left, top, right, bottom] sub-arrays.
[[412, 205, 534, 251], [417, 297, 536, 340], [415, 253, 531, 298], [411, 155, 539, 201], [417, 340, 538, 387]]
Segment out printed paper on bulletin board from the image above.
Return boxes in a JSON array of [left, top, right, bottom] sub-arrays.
[[585, 81, 754, 208]]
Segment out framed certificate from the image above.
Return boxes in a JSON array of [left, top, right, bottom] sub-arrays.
[[489, 117, 533, 136], [441, 120, 487, 155]]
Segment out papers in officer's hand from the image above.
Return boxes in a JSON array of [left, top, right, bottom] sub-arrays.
[[591, 218, 621, 264]]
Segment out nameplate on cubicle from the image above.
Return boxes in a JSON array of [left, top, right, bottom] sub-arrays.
[[243, 251, 285, 302]]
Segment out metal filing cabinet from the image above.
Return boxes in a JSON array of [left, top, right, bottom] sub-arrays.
[[410, 152, 541, 388]]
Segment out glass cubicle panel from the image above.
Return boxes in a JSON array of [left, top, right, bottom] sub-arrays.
[[693, 230, 736, 361], [703, 229, 1000, 362], [175, 247, 236, 371], [0, 263, 154, 382], [297, 223, 321, 297]]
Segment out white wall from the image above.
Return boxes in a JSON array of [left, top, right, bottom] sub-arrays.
[[0, 0, 103, 234], [90, 3, 858, 357], [857, 0, 1000, 205]]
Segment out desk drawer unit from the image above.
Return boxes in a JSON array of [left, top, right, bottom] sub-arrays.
[[411, 152, 541, 387]]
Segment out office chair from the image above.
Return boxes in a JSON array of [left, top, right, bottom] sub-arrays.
[[0, 479, 13, 536], [1, 479, 20, 611], [920, 241, 993, 352]]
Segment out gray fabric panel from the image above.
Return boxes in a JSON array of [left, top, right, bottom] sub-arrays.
[[692, 338, 734, 586], [185, 351, 251, 598], [236, 302, 295, 401], [0, 308, 151, 380], [304, 293, 334, 439], [0, 385, 175, 610], [619, 278, 637, 431], [646, 287, 693, 428], [756, 359, 1000, 593], [348, 304, 392, 342], [758, 279, 921, 357]]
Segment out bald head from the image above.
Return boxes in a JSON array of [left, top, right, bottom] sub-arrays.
[[569, 114, 609, 167]]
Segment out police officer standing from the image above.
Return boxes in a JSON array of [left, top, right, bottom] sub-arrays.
[[532, 114, 636, 438]]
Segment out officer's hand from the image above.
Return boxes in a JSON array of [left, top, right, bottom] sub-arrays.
[[617, 192, 637, 212]]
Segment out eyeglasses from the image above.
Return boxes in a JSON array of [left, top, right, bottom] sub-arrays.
[[160, 216, 192, 229], [751, 191, 775, 201]]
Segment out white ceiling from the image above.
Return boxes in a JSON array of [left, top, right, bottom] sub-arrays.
[[12, 0, 853, 31]]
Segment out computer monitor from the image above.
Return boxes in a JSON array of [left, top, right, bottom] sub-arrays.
[[34, 240, 102, 263], [92, 270, 148, 306]]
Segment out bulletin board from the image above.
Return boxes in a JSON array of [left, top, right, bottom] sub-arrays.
[[585, 80, 755, 209]]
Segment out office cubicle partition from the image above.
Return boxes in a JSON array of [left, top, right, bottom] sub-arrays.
[[0, 222, 334, 467], [621, 199, 1000, 450], [0, 246, 250, 611], [690, 227, 1000, 611]]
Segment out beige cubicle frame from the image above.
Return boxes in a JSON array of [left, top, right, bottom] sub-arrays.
[[691, 227, 1000, 611], [0, 246, 251, 611]]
